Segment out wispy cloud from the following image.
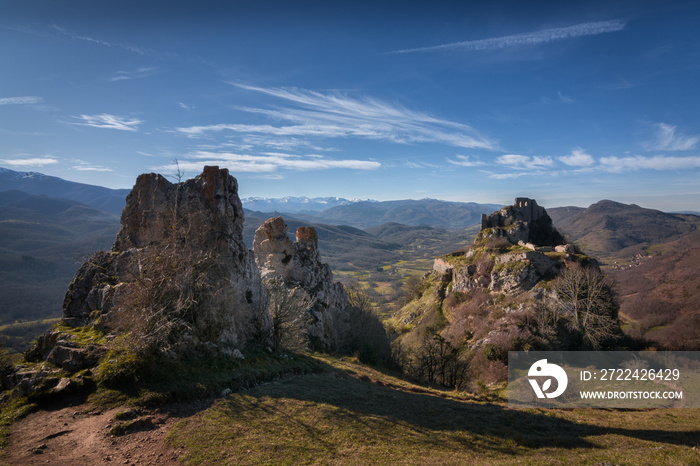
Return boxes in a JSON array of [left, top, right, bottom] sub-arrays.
[[0, 96, 44, 105], [110, 67, 158, 82], [557, 91, 574, 104], [179, 102, 195, 110], [158, 151, 380, 174], [0, 156, 58, 167], [72, 113, 142, 131], [559, 148, 594, 167], [496, 154, 553, 169], [601, 154, 700, 172], [488, 172, 535, 180], [645, 123, 699, 151], [51, 24, 150, 55], [447, 155, 486, 167], [176, 84, 495, 150], [390, 20, 626, 54], [72, 165, 113, 172]]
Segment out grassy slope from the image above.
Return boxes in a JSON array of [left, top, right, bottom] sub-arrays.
[[167, 355, 700, 465]]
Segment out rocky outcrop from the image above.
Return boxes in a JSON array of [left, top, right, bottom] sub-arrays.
[[433, 198, 578, 294], [253, 217, 354, 350], [61, 166, 264, 347], [479, 197, 565, 247]]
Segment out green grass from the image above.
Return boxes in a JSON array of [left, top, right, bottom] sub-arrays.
[[0, 397, 38, 449], [91, 346, 326, 407], [166, 355, 700, 465], [53, 323, 107, 347], [646, 244, 671, 256]]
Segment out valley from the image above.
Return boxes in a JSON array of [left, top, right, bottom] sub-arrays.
[[1, 169, 699, 355], [1, 168, 699, 465]]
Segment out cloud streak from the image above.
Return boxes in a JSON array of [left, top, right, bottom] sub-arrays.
[[72, 113, 142, 131], [176, 84, 495, 150], [496, 154, 553, 169], [159, 151, 380, 174], [600, 154, 700, 172], [391, 20, 626, 54], [447, 155, 486, 167], [0, 96, 43, 105], [0, 156, 58, 167], [51, 25, 150, 55], [110, 67, 158, 82], [645, 123, 699, 151]]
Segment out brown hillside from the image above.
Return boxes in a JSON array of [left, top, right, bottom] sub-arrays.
[[551, 200, 697, 258], [612, 228, 700, 349]]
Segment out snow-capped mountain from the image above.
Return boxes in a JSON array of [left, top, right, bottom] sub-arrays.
[[241, 196, 374, 213]]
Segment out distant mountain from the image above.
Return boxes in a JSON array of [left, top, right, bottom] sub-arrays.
[[296, 199, 502, 229], [243, 212, 401, 273], [241, 196, 370, 213], [0, 167, 129, 216], [0, 191, 120, 326], [550, 200, 698, 257], [547, 205, 585, 224]]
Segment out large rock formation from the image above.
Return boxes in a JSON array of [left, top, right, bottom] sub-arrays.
[[437, 197, 578, 294], [252, 217, 354, 350], [61, 166, 264, 348], [8, 166, 391, 400], [479, 197, 565, 247], [393, 197, 619, 389]]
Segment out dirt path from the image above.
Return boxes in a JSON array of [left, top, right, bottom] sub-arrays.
[[2, 398, 213, 465]]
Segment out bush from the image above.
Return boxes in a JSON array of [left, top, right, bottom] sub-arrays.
[[402, 275, 426, 304]]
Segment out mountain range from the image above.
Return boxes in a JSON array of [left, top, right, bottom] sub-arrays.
[[241, 196, 370, 213], [1, 168, 698, 353], [0, 168, 129, 216]]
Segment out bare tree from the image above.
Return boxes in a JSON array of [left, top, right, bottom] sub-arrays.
[[265, 279, 310, 353], [172, 158, 185, 183], [552, 265, 620, 349], [346, 285, 390, 364]]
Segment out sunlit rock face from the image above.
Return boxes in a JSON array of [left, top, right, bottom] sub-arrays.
[[253, 217, 354, 350], [62, 166, 263, 347]]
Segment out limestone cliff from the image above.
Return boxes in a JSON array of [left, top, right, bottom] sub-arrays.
[[439, 197, 579, 295], [252, 217, 355, 350], [61, 166, 264, 347]]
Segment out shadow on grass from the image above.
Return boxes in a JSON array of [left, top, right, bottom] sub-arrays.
[[217, 366, 699, 456]]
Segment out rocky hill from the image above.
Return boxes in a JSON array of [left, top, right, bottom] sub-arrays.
[[391, 198, 621, 389], [4, 167, 386, 402]]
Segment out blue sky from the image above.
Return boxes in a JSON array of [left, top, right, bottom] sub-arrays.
[[1, 0, 700, 210]]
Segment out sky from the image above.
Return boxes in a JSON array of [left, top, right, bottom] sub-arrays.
[[1, 0, 700, 210]]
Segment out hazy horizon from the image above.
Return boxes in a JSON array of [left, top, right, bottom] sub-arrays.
[[5, 165, 700, 213]]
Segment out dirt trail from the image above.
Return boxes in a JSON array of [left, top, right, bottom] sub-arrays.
[[3, 398, 213, 465]]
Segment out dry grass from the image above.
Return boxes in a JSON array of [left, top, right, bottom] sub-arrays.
[[166, 355, 700, 465]]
